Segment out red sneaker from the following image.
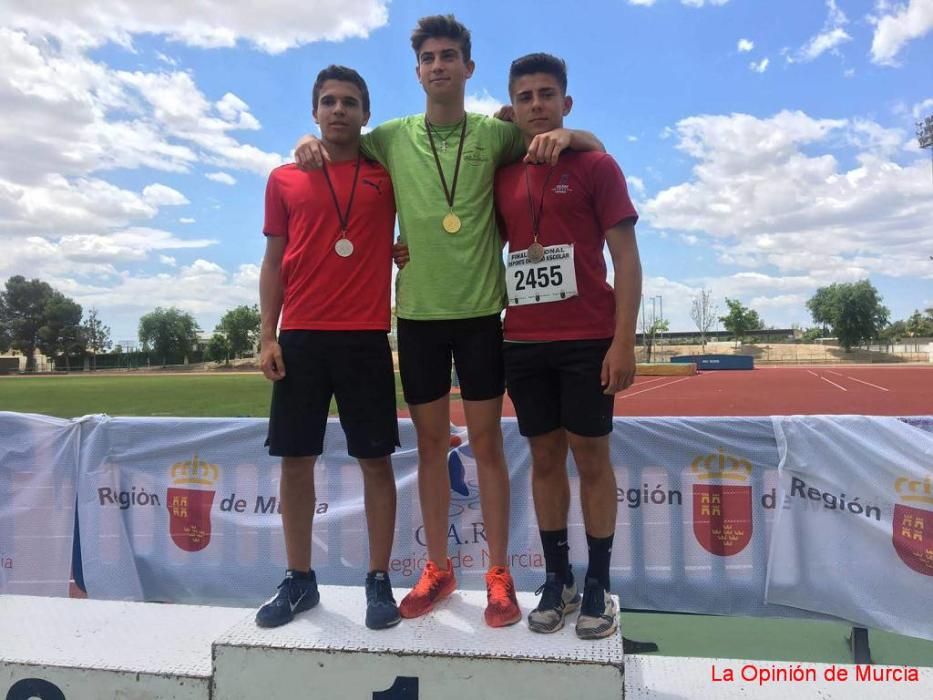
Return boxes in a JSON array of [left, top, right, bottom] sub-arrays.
[[399, 559, 457, 619], [484, 566, 521, 627]]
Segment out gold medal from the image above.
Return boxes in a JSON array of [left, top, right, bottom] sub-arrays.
[[443, 212, 461, 234], [527, 241, 545, 263]]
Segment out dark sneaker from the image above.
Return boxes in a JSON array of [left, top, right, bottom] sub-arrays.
[[255, 570, 320, 628], [576, 577, 618, 640], [527, 571, 581, 634], [365, 570, 401, 630]]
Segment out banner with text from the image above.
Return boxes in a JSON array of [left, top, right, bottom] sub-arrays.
[[74, 414, 814, 619], [0, 412, 77, 596], [768, 415, 933, 641]]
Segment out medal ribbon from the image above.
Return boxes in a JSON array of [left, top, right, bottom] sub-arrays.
[[425, 116, 467, 214], [524, 163, 555, 245], [321, 155, 361, 240]]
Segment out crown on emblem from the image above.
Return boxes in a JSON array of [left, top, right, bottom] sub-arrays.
[[895, 476, 933, 505], [170, 453, 219, 486], [691, 448, 752, 481]]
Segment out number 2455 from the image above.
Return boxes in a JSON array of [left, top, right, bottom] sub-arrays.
[[513, 266, 563, 291]]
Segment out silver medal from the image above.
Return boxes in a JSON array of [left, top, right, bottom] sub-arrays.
[[527, 241, 545, 263], [334, 238, 354, 257]]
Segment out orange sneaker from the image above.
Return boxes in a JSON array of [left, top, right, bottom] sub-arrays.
[[399, 559, 456, 619], [484, 566, 521, 627]]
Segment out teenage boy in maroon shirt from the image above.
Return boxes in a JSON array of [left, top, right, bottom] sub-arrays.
[[256, 66, 401, 630], [495, 53, 642, 639]]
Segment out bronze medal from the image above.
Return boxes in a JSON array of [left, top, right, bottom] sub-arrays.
[[527, 241, 545, 263]]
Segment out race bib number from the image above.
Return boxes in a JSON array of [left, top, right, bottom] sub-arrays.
[[506, 244, 578, 306]]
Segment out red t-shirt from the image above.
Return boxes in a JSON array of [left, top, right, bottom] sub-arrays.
[[263, 160, 396, 331], [495, 151, 638, 342]]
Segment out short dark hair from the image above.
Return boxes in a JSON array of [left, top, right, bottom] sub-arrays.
[[411, 14, 472, 63], [312, 65, 370, 114], [508, 53, 568, 95]]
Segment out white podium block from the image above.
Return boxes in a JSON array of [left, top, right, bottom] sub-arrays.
[[213, 585, 624, 700], [0, 595, 247, 700]]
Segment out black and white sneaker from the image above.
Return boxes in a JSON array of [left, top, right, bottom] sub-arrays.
[[527, 571, 581, 634], [255, 570, 320, 628], [575, 577, 618, 640], [365, 570, 401, 630]]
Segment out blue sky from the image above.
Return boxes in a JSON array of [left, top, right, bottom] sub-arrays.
[[1, 0, 931, 343]]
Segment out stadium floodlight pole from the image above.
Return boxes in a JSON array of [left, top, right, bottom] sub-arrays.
[[918, 115, 933, 185]]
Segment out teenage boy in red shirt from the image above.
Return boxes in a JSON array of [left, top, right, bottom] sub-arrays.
[[256, 66, 400, 630], [495, 53, 642, 639]]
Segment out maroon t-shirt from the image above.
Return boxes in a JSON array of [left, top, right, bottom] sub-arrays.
[[495, 151, 638, 342], [263, 159, 395, 331]]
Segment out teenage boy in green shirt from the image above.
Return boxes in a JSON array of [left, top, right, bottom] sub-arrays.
[[294, 14, 603, 628]]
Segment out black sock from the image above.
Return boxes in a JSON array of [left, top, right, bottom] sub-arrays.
[[286, 568, 312, 580], [585, 533, 613, 590], [540, 528, 570, 581]]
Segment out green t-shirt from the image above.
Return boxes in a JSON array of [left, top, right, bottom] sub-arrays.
[[362, 113, 525, 320]]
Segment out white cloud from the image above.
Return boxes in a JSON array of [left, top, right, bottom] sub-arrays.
[[737, 38, 754, 52], [642, 110, 933, 311], [3, 1, 390, 54], [792, 0, 852, 63], [627, 175, 647, 197], [179, 217, 196, 224], [0, 28, 287, 189], [205, 172, 237, 186], [627, 135, 639, 142], [0, 175, 158, 233], [159, 254, 177, 266], [749, 58, 770, 73], [142, 183, 189, 206], [465, 90, 504, 116], [912, 97, 933, 119], [870, 0, 933, 65], [800, 27, 852, 61]]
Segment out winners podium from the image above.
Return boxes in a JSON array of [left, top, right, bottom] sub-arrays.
[[1, 588, 625, 700]]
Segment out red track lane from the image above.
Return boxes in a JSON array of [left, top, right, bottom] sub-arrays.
[[414, 366, 933, 423]]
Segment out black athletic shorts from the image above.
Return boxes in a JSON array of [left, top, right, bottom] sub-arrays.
[[396, 314, 505, 405], [266, 330, 400, 459], [504, 338, 615, 438]]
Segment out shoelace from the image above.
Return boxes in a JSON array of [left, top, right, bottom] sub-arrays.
[[581, 584, 607, 616], [411, 565, 444, 596], [487, 571, 515, 600], [368, 577, 396, 605], [534, 578, 565, 610]]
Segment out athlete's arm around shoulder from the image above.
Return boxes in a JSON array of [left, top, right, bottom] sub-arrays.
[[293, 118, 404, 170], [489, 113, 605, 166]]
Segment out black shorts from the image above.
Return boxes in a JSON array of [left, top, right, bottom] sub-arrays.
[[267, 330, 400, 459], [397, 314, 505, 405], [504, 338, 615, 438]]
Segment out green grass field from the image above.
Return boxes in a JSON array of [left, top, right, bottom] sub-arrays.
[[0, 372, 407, 418]]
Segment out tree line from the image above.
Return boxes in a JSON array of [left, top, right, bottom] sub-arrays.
[[2, 275, 929, 371], [0, 276, 260, 371], [688, 279, 931, 353]]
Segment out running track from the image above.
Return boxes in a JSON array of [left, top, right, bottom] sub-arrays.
[[428, 365, 933, 422]]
